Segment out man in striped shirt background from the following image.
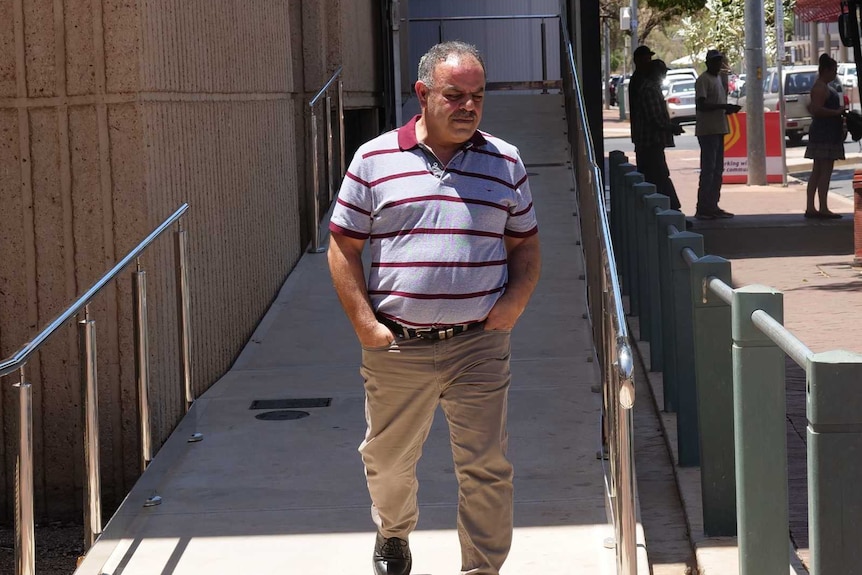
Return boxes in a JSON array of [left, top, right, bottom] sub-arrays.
[[327, 40, 541, 575]]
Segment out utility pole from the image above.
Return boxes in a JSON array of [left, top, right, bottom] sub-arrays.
[[745, 0, 767, 185]]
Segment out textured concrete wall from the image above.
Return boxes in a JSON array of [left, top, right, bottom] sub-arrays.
[[0, 0, 382, 521]]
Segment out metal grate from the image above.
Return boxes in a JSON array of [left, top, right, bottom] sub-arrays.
[[249, 398, 332, 410]]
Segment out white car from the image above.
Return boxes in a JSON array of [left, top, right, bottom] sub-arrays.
[[662, 68, 698, 96], [665, 80, 697, 124], [838, 63, 857, 88]]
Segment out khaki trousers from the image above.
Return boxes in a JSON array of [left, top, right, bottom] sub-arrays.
[[359, 328, 514, 575]]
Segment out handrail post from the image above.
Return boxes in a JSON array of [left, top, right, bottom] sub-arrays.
[[643, 193, 669, 371], [732, 285, 788, 575], [633, 181, 655, 341], [309, 107, 324, 253], [338, 78, 345, 179], [175, 223, 193, 411], [133, 261, 152, 470], [622, 170, 643, 304], [690, 256, 736, 536], [807, 350, 862, 574], [669, 231, 703, 466], [79, 306, 102, 550], [325, 94, 335, 203], [616, 362, 637, 575], [541, 20, 548, 94], [14, 367, 34, 575], [656, 210, 686, 412]]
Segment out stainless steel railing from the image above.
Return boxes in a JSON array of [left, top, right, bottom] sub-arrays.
[[558, 6, 638, 574], [0, 203, 192, 575], [308, 66, 346, 253]]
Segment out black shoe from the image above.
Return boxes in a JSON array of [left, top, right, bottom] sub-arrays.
[[694, 211, 716, 220], [713, 208, 735, 218], [373, 532, 412, 575]]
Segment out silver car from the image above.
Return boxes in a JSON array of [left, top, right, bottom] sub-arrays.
[[665, 80, 696, 124], [736, 65, 847, 144]]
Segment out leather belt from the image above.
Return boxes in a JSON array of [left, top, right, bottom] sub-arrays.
[[376, 315, 484, 341]]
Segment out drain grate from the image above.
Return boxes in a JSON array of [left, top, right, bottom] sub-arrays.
[[255, 410, 310, 421], [249, 398, 332, 410]]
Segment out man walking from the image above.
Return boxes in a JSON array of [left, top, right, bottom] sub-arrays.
[[694, 48, 741, 219], [628, 45, 655, 137], [327, 41, 541, 575]]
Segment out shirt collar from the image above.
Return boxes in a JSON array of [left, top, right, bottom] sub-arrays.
[[397, 115, 488, 151]]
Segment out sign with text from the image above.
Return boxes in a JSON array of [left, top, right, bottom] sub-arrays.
[[722, 112, 784, 184]]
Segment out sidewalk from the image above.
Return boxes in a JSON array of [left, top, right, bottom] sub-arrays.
[[603, 106, 862, 574]]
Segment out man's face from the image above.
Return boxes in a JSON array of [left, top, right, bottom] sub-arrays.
[[706, 58, 722, 74], [416, 54, 486, 149]]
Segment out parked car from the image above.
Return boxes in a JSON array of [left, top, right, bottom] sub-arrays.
[[837, 62, 857, 88], [665, 79, 697, 124], [736, 65, 849, 144], [662, 67, 698, 96], [609, 74, 621, 106]]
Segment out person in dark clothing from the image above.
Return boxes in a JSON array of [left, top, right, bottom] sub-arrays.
[[632, 59, 683, 210], [628, 45, 655, 137], [804, 53, 845, 219]]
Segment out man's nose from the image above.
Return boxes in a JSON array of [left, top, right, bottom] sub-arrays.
[[461, 96, 477, 110]]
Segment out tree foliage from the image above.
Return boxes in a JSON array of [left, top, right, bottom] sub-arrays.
[[676, 0, 797, 69]]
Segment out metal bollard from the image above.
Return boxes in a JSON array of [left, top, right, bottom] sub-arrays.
[[732, 285, 788, 575], [669, 231, 703, 466], [807, 350, 862, 574], [633, 182, 655, 339], [690, 255, 736, 536], [656, 210, 686, 412], [619, 166, 638, 296], [643, 193, 670, 371], [608, 151, 628, 250], [622, 171, 644, 307]]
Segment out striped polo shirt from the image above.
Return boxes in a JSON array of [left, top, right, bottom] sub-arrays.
[[329, 115, 538, 328]]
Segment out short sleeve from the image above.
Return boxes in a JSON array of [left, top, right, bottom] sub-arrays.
[[329, 151, 373, 239], [505, 155, 538, 237]]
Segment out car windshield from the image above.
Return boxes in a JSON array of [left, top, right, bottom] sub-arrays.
[[670, 81, 695, 93]]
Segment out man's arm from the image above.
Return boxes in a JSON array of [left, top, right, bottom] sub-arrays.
[[484, 233, 541, 330], [327, 233, 394, 347]]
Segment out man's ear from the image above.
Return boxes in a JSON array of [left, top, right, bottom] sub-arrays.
[[416, 81, 429, 108]]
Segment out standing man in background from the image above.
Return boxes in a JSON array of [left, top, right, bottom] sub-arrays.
[[694, 48, 741, 220], [628, 45, 655, 143], [327, 41, 541, 575]]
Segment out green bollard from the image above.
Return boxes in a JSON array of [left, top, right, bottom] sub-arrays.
[[608, 151, 627, 250], [807, 350, 862, 575], [669, 231, 703, 466], [617, 163, 637, 294], [732, 285, 788, 575], [633, 182, 655, 340], [622, 170, 643, 304], [690, 255, 736, 537], [656, 210, 686, 412], [644, 194, 669, 372]]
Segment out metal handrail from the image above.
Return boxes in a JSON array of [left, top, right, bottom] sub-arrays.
[[404, 14, 559, 22], [558, 4, 637, 574], [308, 66, 346, 253], [2, 203, 192, 575], [0, 203, 188, 378], [309, 65, 343, 107]]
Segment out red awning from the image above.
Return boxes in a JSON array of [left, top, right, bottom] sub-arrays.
[[795, 0, 841, 22]]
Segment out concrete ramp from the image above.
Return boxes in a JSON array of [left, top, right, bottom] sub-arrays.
[[75, 94, 647, 574]]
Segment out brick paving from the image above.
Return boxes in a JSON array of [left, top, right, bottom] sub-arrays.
[[604, 106, 862, 573]]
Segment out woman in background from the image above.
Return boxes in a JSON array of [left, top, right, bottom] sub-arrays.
[[804, 53, 845, 219]]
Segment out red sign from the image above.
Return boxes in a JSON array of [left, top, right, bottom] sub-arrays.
[[722, 112, 784, 184]]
